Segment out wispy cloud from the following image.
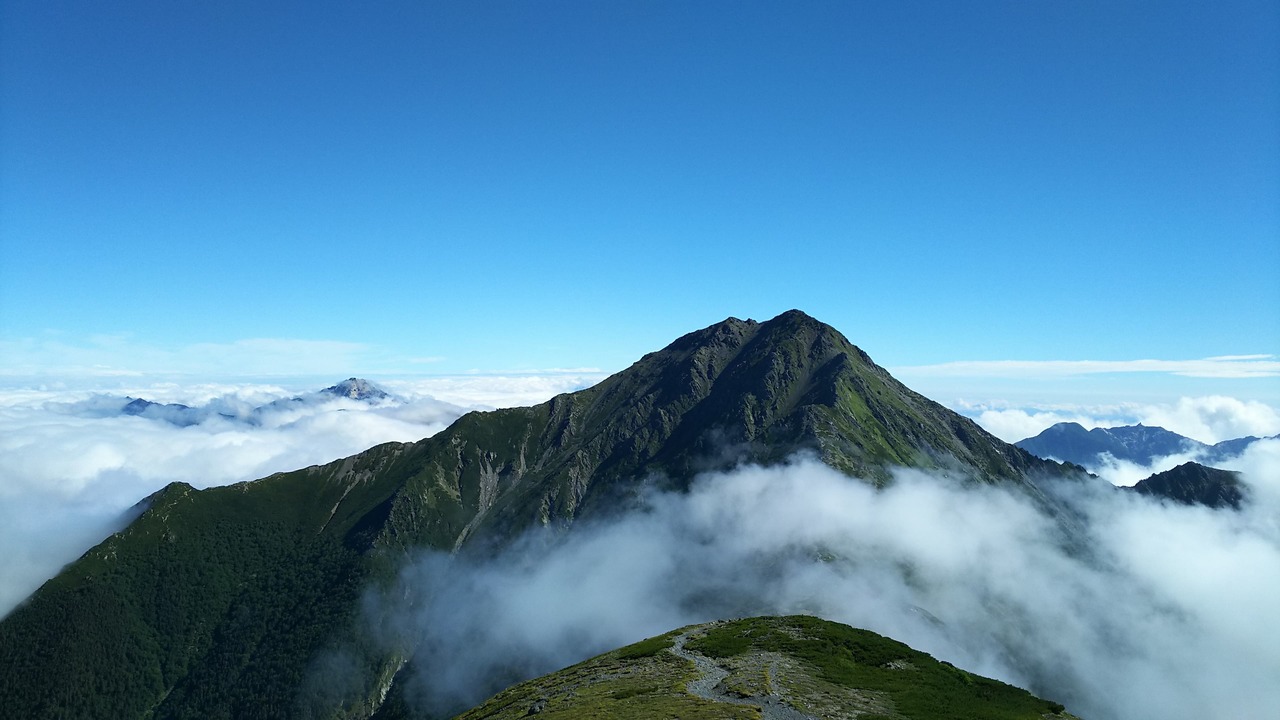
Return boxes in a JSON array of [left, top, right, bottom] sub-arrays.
[[383, 374, 607, 409], [0, 335, 379, 379], [896, 356, 1280, 380], [361, 449, 1280, 720], [0, 372, 617, 617], [958, 396, 1280, 445], [0, 334, 610, 383]]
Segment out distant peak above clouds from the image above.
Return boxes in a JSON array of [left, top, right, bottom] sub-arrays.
[[60, 378, 398, 429], [1018, 422, 1201, 466], [320, 378, 390, 402], [1016, 421, 1278, 473]]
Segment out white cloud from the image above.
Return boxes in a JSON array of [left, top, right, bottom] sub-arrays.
[[1218, 439, 1280, 512], [1140, 396, 1280, 444], [961, 396, 1280, 445], [0, 371, 621, 617], [896, 356, 1280, 380], [381, 374, 607, 409], [359, 455, 1280, 720], [963, 405, 1127, 444], [1087, 450, 1205, 487], [0, 383, 443, 616], [0, 335, 379, 379]]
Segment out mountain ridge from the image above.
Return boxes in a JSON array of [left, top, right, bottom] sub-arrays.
[[1017, 421, 1274, 470], [1129, 461, 1246, 509], [0, 310, 1086, 719]]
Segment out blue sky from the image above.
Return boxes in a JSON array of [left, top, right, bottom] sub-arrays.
[[2, 1, 1277, 403]]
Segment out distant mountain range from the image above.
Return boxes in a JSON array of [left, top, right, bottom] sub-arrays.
[[83, 377, 395, 427], [1016, 421, 1274, 470], [0, 311, 1250, 719], [1130, 462, 1246, 510]]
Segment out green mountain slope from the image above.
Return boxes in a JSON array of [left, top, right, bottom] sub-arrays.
[[0, 311, 1077, 719], [448, 616, 1078, 720], [0, 443, 415, 719], [380, 310, 1063, 554]]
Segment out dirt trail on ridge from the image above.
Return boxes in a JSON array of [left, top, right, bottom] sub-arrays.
[[668, 623, 819, 720]]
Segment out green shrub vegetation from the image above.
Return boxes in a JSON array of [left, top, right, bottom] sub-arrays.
[[688, 616, 1071, 720], [613, 634, 674, 660]]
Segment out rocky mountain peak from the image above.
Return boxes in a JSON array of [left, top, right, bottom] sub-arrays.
[[321, 377, 390, 401]]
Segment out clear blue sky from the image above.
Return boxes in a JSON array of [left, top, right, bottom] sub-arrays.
[[2, 1, 1277, 393]]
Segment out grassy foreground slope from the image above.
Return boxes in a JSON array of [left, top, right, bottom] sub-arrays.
[[453, 616, 1078, 720]]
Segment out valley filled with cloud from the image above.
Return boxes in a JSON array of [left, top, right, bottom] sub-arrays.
[[363, 449, 1280, 720], [0, 375, 600, 615], [3, 3, 1275, 718], [4, 377, 1273, 619], [2, 372, 1276, 720]]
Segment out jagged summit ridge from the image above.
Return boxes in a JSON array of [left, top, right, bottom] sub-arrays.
[[385, 309, 1061, 552], [321, 377, 390, 401]]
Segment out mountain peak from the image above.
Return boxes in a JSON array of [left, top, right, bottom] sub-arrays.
[[1130, 461, 1245, 509], [321, 377, 389, 401], [765, 307, 821, 325], [121, 397, 155, 414], [0, 310, 1079, 719], [669, 310, 831, 347], [1019, 422, 1208, 468]]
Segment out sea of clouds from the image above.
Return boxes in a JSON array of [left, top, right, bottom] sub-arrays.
[[0, 374, 602, 616], [958, 395, 1280, 486], [960, 395, 1280, 446], [366, 447, 1280, 720], [2, 378, 1277, 720]]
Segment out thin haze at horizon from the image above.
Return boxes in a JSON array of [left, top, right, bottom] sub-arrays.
[[1, 1, 1277, 405]]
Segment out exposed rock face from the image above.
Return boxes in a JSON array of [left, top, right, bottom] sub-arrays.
[[322, 377, 391, 401]]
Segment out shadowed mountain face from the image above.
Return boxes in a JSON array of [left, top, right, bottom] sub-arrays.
[[1129, 461, 1246, 510], [1017, 422, 1201, 467], [0, 311, 1078, 720]]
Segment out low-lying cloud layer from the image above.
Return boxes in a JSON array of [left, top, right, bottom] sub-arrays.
[[960, 395, 1280, 486], [368, 445, 1280, 720], [6, 372, 1277, 720], [898, 355, 1280, 380], [0, 374, 600, 617], [962, 395, 1280, 445]]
